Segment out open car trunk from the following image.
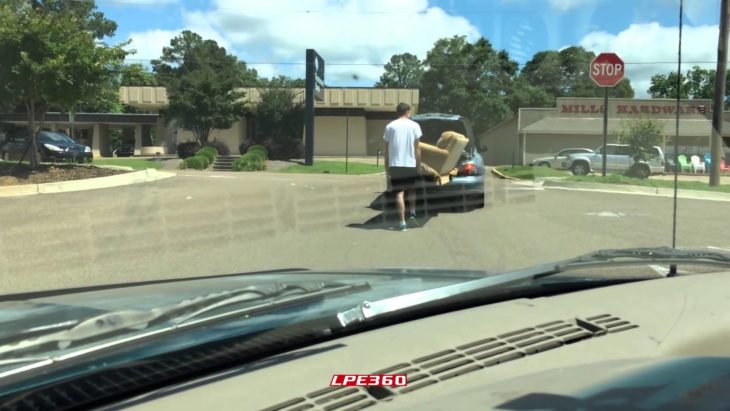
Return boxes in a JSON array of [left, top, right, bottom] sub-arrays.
[[415, 120, 473, 186]]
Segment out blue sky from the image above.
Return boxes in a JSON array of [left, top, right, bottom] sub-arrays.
[[97, 0, 723, 97]]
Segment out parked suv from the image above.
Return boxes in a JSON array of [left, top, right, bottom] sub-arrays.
[[563, 144, 665, 178]]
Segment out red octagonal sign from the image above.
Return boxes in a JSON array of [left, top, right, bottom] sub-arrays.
[[590, 53, 625, 87]]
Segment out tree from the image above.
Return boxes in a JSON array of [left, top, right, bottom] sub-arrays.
[[252, 86, 304, 160], [522, 47, 635, 99], [120, 63, 157, 86], [507, 77, 554, 113], [375, 53, 424, 88], [0, 0, 128, 166], [648, 65, 730, 108], [152, 30, 258, 144], [77, 64, 157, 113], [419, 36, 518, 134], [617, 118, 664, 178], [257, 75, 305, 88]]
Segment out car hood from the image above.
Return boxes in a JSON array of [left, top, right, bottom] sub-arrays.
[[41, 141, 86, 150]]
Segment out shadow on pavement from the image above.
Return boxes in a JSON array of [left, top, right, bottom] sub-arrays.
[[347, 190, 472, 231]]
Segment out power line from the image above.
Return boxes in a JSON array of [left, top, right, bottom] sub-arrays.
[[73, 0, 606, 14], [123, 57, 728, 66]]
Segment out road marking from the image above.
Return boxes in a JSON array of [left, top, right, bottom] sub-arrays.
[[544, 186, 730, 202], [585, 211, 626, 217], [178, 174, 235, 179]]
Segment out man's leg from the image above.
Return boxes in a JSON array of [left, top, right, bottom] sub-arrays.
[[396, 190, 406, 224], [407, 188, 416, 217]]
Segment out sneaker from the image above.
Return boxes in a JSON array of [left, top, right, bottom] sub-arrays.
[[408, 214, 420, 227], [399, 222, 408, 231]]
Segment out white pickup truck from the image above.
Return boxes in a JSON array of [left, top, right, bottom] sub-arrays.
[[563, 144, 666, 178]]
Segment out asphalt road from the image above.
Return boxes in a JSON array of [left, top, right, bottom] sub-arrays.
[[1, 170, 728, 295]]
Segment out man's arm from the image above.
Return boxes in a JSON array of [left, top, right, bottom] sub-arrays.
[[414, 138, 421, 171], [384, 144, 389, 172]]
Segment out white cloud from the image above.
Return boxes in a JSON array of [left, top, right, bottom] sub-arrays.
[[578, 22, 720, 97], [501, 0, 601, 11], [126, 29, 178, 63], [547, 0, 597, 11], [125, 15, 233, 64], [124, 0, 480, 85]]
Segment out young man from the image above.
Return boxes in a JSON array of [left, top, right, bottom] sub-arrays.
[[383, 103, 422, 231]]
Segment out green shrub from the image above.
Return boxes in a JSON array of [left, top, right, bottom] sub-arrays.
[[177, 141, 201, 159], [204, 139, 230, 156], [246, 148, 267, 161], [184, 155, 210, 170], [196, 146, 217, 163], [247, 144, 268, 157], [178, 160, 188, 170], [234, 153, 266, 171], [199, 155, 210, 169]]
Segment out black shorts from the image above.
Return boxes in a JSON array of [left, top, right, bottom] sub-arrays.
[[388, 167, 419, 192]]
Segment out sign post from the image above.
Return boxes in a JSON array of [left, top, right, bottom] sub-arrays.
[[590, 53, 625, 177], [305, 49, 325, 166]]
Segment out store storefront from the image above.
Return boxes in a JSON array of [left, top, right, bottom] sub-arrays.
[[480, 97, 730, 166]]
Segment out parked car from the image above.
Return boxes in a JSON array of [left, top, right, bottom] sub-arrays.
[[114, 144, 135, 157], [0, 129, 92, 163], [563, 144, 665, 178], [530, 148, 594, 169], [411, 113, 486, 209]]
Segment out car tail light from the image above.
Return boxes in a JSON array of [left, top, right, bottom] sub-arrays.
[[458, 163, 478, 176]]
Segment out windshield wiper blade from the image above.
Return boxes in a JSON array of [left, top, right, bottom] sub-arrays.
[[337, 246, 730, 327], [0, 281, 369, 359]]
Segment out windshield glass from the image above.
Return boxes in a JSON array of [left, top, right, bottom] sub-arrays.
[[41, 132, 74, 144], [1, 0, 729, 394]]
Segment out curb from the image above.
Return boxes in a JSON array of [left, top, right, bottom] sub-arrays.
[[0, 168, 176, 198], [490, 168, 520, 180], [541, 179, 730, 202]]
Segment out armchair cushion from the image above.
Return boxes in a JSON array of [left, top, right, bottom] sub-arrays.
[[419, 131, 469, 176]]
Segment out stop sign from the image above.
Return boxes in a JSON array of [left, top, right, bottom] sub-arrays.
[[590, 53, 625, 87]]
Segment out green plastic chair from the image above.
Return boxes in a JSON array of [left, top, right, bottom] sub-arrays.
[[677, 155, 692, 172]]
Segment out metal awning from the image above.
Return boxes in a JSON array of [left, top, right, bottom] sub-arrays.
[[520, 117, 730, 137]]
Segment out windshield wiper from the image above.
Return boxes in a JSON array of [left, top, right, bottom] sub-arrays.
[[337, 246, 730, 327], [0, 281, 370, 360]]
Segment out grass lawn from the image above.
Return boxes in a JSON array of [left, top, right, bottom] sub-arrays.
[[279, 161, 384, 175], [566, 174, 730, 193], [93, 158, 164, 170], [495, 165, 730, 193], [494, 165, 568, 179]]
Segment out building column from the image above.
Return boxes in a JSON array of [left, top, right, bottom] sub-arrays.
[[134, 124, 142, 155], [91, 123, 111, 157]]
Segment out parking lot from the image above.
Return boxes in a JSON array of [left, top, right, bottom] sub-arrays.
[[1, 169, 729, 295]]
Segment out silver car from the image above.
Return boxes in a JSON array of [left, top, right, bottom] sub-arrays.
[[530, 148, 594, 169]]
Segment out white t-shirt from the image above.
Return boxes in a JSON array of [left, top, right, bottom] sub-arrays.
[[383, 118, 422, 168]]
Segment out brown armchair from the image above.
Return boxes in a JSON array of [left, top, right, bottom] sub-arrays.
[[419, 131, 469, 184]]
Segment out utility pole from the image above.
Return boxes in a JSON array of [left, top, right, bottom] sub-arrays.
[[710, 0, 729, 186]]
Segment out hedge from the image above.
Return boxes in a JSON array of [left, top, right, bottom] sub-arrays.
[[196, 146, 217, 163], [183, 155, 210, 170], [233, 153, 266, 171]]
